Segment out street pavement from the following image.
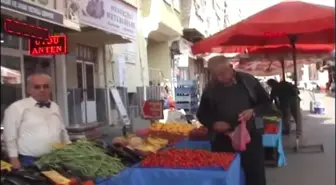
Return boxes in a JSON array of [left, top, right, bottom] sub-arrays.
[[266, 91, 335, 185], [100, 91, 335, 185]]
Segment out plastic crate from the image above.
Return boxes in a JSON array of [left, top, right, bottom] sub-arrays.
[[175, 87, 197, 94], [176, 102, 198, 110], [177, 80, 197, 87], [175, 95, 198, 102]]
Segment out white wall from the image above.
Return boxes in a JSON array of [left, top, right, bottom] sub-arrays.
[[147, 41, 171, 82], [106, 0, 150, 92]]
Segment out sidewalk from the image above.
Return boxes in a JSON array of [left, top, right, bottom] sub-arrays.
[[266, 91, 335, 185]]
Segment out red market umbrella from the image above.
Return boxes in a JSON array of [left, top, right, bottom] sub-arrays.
[[246, 44, 334, 79], [231, 58, 318, 76], [192, 1, 334, 147], [247, 44, 334, 55], [192, 1, 334, 55], [192, 1, 334, 86]]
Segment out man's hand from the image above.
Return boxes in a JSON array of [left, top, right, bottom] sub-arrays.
[[239, 109, 254, 122], [213, 121, 231, 132], [9, 157, 21, 169]]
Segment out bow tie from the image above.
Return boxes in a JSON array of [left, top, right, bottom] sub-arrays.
[[36, 102, 51, 108]]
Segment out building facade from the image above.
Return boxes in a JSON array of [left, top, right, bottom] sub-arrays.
[[1, 0, 142, 127], [176, 0, 232, 93]]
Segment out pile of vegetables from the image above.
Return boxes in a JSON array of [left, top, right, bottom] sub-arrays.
[[148, 131, 186, 145], [263, 116, 281, 134], [149, 123, 195, 136], [35, 140, 126, 178], [112, 134, 169, 154], [141, 148, 235, 170]]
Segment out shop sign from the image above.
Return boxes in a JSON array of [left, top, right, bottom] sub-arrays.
[[29, 35, 68, 56], [142, 100, 164, 120], [4, 18, 49, 40], [1, 0, 64, 25], [76, 0, 137, 40]]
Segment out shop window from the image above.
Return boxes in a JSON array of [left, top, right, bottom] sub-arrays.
[[1, 55, 22, 121], [76, 44, 97, 62], [128, 93, 137, 106], [76, 62, 84, 101], [76, 61, 95, 101], [1, 16, 20, 49], [1, 32, 20, 49], [22, 38, 29, 50], [85, 64, 95, 101]]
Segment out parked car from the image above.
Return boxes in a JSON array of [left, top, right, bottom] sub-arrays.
[[306, 81, 320, 91], [298, 81, 307, 90], [298, 81, 320, 91]]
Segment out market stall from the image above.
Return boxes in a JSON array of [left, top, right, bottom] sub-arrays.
[[97, 141, 244, 185], [260, 116, 286, 167]]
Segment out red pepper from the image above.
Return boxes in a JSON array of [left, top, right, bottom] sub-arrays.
[[141, 148, 235, 170], [264, 124, 279, 134]]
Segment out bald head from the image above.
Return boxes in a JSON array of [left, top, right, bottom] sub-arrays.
[[207, 55, 232, 71], [27, 73, 52, 102], [207, 55, 235, 84]]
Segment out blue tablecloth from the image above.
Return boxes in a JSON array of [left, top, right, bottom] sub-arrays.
[[262, 120, 287, 167], [97, 141, 245, 185]]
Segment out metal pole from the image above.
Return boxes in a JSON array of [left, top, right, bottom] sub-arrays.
[[280, 58, 286, 81], [289, 36, 298, 86]]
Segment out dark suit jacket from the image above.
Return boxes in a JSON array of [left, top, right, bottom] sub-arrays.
[[197, 71, 273, 135]]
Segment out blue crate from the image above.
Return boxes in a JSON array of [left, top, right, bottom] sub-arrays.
[[175, 95, 198, 102], [176, 102, 198, 110], [177, 80, 197, 87], [175, 87, 197, 94]]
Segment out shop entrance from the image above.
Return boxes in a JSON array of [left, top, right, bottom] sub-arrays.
[[76, 60, 97, 123], [23, 56, 55, 100]]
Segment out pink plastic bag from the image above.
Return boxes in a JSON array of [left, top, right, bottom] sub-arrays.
[[228, 121, 251, 151]]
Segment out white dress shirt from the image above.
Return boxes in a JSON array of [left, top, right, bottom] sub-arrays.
[[3, 97, 70, 157]]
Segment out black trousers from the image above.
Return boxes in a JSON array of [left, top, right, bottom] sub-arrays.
[[280, 98, 302, 136], [211, 132, 266, 185]]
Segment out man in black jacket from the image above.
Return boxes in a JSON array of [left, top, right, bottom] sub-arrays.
[[197, 56, 272, 185]]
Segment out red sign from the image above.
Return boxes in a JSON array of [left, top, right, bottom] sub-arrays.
[[264, 32, 287, 38], [4, 19, 49, 40], [142, 100, 164, 120], [29, 35, 68, 56]]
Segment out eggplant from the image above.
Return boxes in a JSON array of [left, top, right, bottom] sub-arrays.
[[11, 169, 46, 182], [58, 163, 95, 182], [110, 144, 139, 162], [119, 145, 143, 161], [3, 176, 30, 185]]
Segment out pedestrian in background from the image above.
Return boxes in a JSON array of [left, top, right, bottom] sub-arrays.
[[267, 79, 302, 136]]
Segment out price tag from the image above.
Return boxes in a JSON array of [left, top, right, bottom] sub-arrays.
[[42, 170, 71, 185], [1, 160, 12, 171]]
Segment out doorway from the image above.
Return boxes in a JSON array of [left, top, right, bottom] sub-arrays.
[[23, 56, 55, 99], [76, 60, 97, 123]]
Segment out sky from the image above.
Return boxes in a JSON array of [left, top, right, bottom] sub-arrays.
[[226, 0, 335, 24]]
